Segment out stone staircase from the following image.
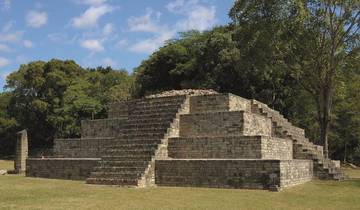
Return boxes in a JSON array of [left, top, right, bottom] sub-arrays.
[[86, 95, 188, 186], [250, 99, 345, 180]]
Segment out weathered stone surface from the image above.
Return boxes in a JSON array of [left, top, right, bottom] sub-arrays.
[[26, 90, 344, 189], [81, 118, 127, 138], [168, 136, 292, 160], [179, 111, 272, 137], [146, 89, 218, 98], [189, 93, 251, 114], [54, 137, 116, 158], [14, 129, 28, 174], [26, 158, 100, 180], [0, 170, 7, 175], [155, 159, 313, 189]]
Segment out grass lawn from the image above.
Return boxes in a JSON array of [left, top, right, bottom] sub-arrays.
[[1, 160, 360, 210]]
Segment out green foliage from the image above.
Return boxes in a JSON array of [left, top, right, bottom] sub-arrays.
[[1, 59, 134, 154], [0, 92, 19, 156]]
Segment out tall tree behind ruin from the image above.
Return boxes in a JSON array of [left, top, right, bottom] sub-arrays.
[[229, 0, 359, 158]]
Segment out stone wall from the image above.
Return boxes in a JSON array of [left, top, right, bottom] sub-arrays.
[[155, 159, 282, 189], [189, 94, 251, 114], [280, 160, 313, 187], [155, 159, 313, 189], [108, 101, 129, 119], [179, 111, 272, 137], [81, 118, 127, 138], [261, 137, 293, 160], [168, 136, 292, 160], [54, 137, 115, 158], [229, 94, 251, 112], [26, 158, 100, 180], [189, 94, 229, 113]]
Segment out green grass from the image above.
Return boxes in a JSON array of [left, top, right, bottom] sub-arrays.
[[1, 160, 360, 210]]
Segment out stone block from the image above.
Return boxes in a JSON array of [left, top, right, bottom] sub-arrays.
[[155, 159, 313, 189], [179, 111, 272, 137], [81, 118, 127, 138], [168, 136, 292, 160], [189, 93, 251, 114], [26, 158, 100, 180]]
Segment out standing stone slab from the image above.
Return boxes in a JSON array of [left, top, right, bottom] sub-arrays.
[[14, 129, 28, 174]]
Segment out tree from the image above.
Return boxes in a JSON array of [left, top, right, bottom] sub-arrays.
[[229, 0, 360, 158], [4, 60, 134, 153], [0, 92, 19, 156], [134, 27, 299, 114], [287, 0, 359, 158]]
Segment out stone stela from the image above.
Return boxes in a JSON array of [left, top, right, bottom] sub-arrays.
[[15, 129, 28, 174], [25, 90, 345, 191]]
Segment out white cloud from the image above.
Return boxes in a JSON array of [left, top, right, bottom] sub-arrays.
[[26, 10, 48, 28], [23, 40, 34, 48], [1, 0, 11, 11], [127, 8, 175, 53], [75, 0, 106, 6], [2, 21, 13, 32], [116, 39, 128, 49], [16, 55, 29, 63], [0, 43, 11, 52], [102, 23, 114, 36], [102, 57, 116, 66], [127, 1, 216, 54], [166, 0, 217, 31], [166, 0, 184, 13], [72, 4, 113, 29], [129, 31, 174, 54], [48, 33, 78, 44], [80, 39, 104, 51], [0, 31, 23, 42], [176, 5, 216, 31], [128, 8, 162, 33], [0, 57, 10, 68]]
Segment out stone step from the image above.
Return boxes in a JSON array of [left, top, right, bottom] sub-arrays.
[[130, 107, 180, 115], [133, 97, 185, 106], [107, 143, 159, 150], [126, 117, 174, 124], [111, 138, 162, 145], [101, 155, 153, 161], [99, 160, 149, 167], [93, 166, 145, 174], [253, 101, 305, 136], [121, 122, 170, 129], [90, 172, 141, 179], [118, 128, 168, 135], [86, 177, 138, 186], [131, 103, 181, 110], [106, 149, 155, 156], [116, 133, 164, 139], [129, 113, 177, 120]]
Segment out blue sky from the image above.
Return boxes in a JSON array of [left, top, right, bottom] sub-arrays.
[[0, 0, 234, 89]]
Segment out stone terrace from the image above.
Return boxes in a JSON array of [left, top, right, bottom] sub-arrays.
[[26, 90, 345, 190]]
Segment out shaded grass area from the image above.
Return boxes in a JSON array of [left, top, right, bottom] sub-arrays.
[[0, 160, 360, 210]]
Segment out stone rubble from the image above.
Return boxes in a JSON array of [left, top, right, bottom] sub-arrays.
[[0, 170, 7, 175], [145, 89, 218, 98]]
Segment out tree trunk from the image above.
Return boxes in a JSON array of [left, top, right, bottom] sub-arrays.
[[318, 87, 332, 159]]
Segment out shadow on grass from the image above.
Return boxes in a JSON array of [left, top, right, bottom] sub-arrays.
[[348, 178, 360, 187]]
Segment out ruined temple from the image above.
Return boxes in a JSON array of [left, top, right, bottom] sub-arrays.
[[26, 90, 344, 190]]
